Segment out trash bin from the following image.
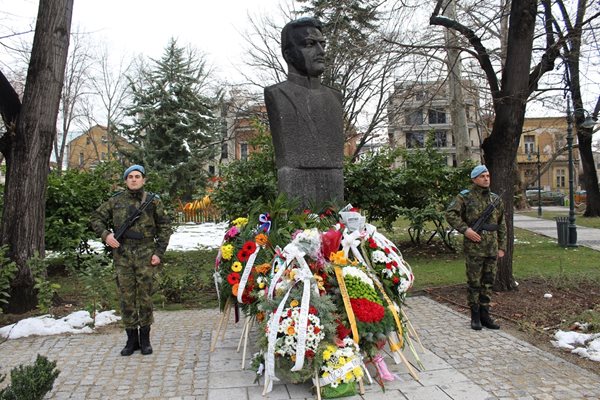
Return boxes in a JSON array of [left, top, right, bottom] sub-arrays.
[[555, 217, 569, 247]]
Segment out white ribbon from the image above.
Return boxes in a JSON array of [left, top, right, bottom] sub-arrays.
[[341, 228, 367, 265], [264, 284, 294, 393], [214, 247, 222, 306], [237, 246, 260, 304], [282, 243, 317, 372]]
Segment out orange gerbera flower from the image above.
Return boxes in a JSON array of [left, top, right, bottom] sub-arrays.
[[255, 263, 271, 274], [255, 233, 269, 247], [231, 283, 240, 296], [256, 311, 265, 322]]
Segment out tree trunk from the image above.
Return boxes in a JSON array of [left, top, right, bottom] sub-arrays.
[[578, 130, 600, 216], [483, 0, 537, 291], [0, 0, 73, 313], [444, 0, 471, 164]]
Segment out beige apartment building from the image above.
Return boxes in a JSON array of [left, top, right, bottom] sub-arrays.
[[518, 117, 582, 192], [67, 125, 132, 170]]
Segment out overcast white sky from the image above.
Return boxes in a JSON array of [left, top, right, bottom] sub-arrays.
[[0, 0, 290, 83]]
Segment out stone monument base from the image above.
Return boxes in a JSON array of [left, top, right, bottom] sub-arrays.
[[277, 166, 344, 208]]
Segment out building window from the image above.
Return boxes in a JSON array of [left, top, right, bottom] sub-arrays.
[[221, 142, 228, 159], [208, 165, 215, 175], [240, 142, 248, 161], [524, 135, 535, 154], [405, 109, 424, 125], [406, 132, 425, 148], [415, 90, 428, 101], [86, 137, 91, 145], [433, 131, 447, 147], [79, 152, 84, 166], [101, 135, 107, 143], [556, 168, 566, 188], [101, 152, 106, 160], [428, 109, 446, 124]]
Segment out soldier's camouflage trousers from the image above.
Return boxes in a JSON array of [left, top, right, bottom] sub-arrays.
[[113, 240, 155, 329], [465, 254, 497, 308]]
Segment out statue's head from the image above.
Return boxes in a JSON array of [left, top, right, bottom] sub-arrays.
[[281, 17, 326, 77]]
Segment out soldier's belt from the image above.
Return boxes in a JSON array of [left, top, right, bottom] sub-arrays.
[[122, 230, 144, 239]]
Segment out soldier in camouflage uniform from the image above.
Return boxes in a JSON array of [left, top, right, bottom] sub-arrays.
[[445, 165, 506, 330], [91, 165, 171, 355]]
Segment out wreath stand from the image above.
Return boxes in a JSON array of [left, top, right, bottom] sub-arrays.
[[210, 297, 233, 352], [236, 315, 255, 369]]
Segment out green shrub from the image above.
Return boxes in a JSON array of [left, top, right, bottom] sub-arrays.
[[395, 135, 474, 247], [65, 252, 114, 318], [27, 254, 59, 314], [45, 162, 122, 253], [0, 246, 17, 314], [0, 355, 60, 400], [344, 147, 404, 228]]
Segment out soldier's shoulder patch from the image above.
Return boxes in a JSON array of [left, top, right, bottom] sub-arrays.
[[459, 189, 470, 196], [147, 191, 160, 200]]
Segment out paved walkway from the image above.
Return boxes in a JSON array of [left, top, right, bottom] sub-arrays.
[[514, 207, 600, 251], [1, 296, 599, 399]]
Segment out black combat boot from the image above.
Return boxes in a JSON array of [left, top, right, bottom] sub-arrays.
[[480, 306, 500, 329], [470, 305, 482, 330], [120, 328, 140, 356], [139, 325, 153, 355]]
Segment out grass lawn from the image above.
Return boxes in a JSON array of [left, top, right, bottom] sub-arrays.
[[394, 227, 600, 291]]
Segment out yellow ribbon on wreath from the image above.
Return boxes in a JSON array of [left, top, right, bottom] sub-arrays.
[[334, 266, 360, 344]]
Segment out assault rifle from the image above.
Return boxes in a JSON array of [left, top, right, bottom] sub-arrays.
[[112, 193, 156, 243], [471, 191, 504, 234]]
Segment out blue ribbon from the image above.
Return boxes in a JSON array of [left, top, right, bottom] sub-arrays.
[[258, 213, 271, 234]]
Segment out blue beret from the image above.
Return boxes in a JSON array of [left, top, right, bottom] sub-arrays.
[[470, 165, 488, 179], [123, 165, 145, 180]]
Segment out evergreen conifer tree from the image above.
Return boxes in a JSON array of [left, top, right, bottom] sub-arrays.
[[122, 38, 218, 200]]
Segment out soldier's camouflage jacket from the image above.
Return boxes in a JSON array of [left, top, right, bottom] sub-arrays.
[[90, 189, 171, 258], [445, 184, 506, 257]]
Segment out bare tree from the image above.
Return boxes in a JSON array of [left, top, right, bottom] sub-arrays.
[[0, 0, 73, 312], [54, 28, 94, 173], [79, 46, 133, 164], [547, 0, 600, 216]]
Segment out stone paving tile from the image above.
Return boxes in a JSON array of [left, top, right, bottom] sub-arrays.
[[404, 296, 600, 400]]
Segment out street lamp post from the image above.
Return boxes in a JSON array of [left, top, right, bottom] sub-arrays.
[[566, 100, 577, 247], [535, 146, 542, 217], [527, 147, 543, 217]]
